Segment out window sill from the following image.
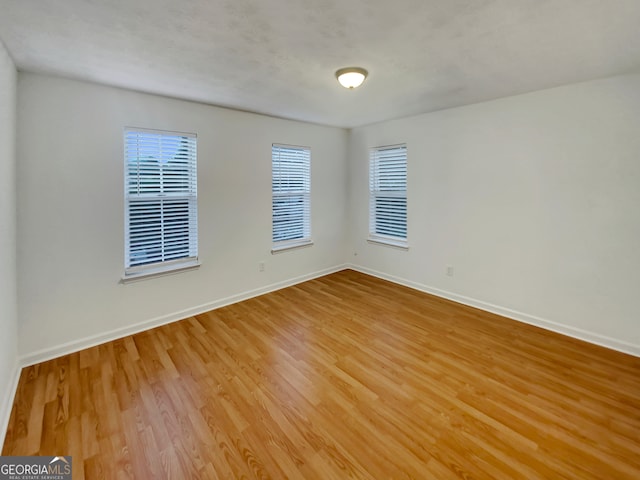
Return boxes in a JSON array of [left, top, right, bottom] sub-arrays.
[[271, 240, 314, 254], [121, 260, 201, 283], [367, 237, 409, 250]]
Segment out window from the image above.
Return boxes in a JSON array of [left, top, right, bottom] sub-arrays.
[[124, 128, 198, 279], [272, 144, 311, 251], [369, 144, 408, 248]]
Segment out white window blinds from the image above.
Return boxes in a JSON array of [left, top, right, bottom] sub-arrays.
[[272, 144, 311, 248], [124, 128, 198, 276], [369, 144, 407, 245]]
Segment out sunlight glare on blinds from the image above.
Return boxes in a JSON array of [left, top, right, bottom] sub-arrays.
[[369, 144, 407, 241], [125, 129, 198, 271], [272, 144, 311, 244]]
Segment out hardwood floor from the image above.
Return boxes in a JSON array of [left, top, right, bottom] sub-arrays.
[[3, 269, 640, 479]]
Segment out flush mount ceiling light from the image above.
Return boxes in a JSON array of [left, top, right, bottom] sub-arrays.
[[335, 67, 368, 89]]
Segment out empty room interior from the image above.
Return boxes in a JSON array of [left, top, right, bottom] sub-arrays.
[[1, 1, 639, 478]]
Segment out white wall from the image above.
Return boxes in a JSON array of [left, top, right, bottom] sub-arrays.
[[14, 71, 640, 365], [17, 73, 348, 362], [348, 73, 640, 355], [0, 40, 19, 442]]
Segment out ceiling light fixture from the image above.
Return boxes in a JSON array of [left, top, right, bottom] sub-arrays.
[[335, 67, 368, 89]]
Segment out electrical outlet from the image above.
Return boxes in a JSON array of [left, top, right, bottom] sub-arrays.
[[446, 265, 454, 277], [259, 261, 265, 272]]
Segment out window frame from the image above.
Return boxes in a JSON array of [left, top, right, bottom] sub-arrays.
[[123, 127, 200, 281], [271, 143, 312, 253], [368, 143, 408, 249]]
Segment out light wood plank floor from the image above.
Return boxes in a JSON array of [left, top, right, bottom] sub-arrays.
[[3, 270, 640, 479]]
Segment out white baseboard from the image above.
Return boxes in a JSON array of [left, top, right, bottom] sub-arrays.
[[20, 264, 349, 367], [0, 360, 22, 448], [6, 262, 639, 445], [15, 260, 640, 374], [348, 264, 640, 358]]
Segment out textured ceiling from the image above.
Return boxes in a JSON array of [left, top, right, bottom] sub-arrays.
[[1, 0, 640, 128]]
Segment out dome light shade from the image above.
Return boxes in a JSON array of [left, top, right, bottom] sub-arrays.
[[336, 67, 368, 89]]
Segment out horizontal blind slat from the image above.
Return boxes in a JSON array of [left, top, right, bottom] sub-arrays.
[[272, 145, 311, 244], [370, 144, 407, 242], [125, 129, 198, 270]]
